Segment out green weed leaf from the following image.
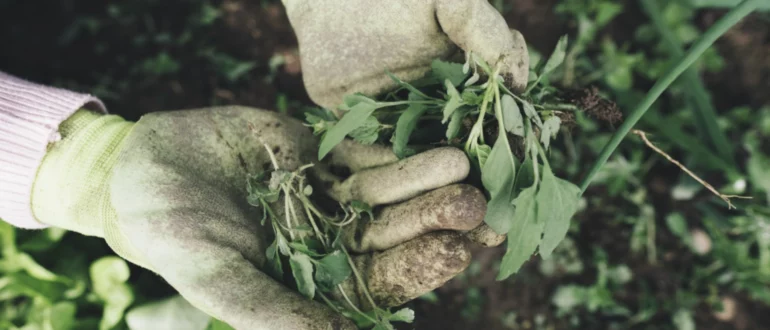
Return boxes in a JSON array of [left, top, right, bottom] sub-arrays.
[[501, 94, 524, 136], [318, 102, 378, 159], [497, 184, 542, 280], [541, 35, 569, 78], [442, 80, 464, 123], [348, 116, 380, 145], [314, 251, 352, 291], [289, 254, 316, 299], [393, 103, 428, 158], [432, 60, 467, 86], [446, 107, 469, 140], [482, 135, 516, 199], [540, 116, 561, 150], [538, 166, 581, 259], [521, 100, 543, 127], [389, 308, 415, 323]]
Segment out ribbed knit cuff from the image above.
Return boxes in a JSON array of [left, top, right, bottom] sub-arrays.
[[0, 71, 106, 229]]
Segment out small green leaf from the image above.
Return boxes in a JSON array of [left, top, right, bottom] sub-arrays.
[[541, 35, 569, 78], [540, 116, 561, 150], [537, 166, 581, 259], [341, 93, 376, 111], [475, 144, 492, 168], [446, 107, 470, 140], [501, 94, 524, 136], [442, 80, 464, 123], [348, 116, 380, 145], [393, 103, 428, 158], [387, 71, 433, 100], [314, 251, 352, 291], [373, 322, 395, 330], [497, 184, 542, 280], [521, 100, 543, 127], [484, 184, 516, 235], [289, 254, 316, 299], [265, 240, 284, 279], [389, 308, 415, 323], [482, 135, 516, 198], [318, 102, 378, 159], [432, 60, 467, 86]]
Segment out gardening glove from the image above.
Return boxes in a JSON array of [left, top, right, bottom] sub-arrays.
[[282, 0, 530, 110], [31, 106, 491, 329]]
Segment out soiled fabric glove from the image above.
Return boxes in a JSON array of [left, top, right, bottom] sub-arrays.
[[282, 0, 530, 110], [31, 107, 490, 329]]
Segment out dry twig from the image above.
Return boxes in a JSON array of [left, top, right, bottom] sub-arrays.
[[632, 129, 752, 209]]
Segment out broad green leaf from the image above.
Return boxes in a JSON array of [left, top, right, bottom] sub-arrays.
[[497, 184, 542, 280], [431, 60, 467, 86], [482, 135, 516, 198], [126, 295, 211, 330], [442, 80, 463, 123], [314, 251, 352, 291], [482, 129, 517, 235], [513, 157, 536, 194], [540, 116, 561, 150], [393, 103, 428, 159], [541, 35, 568, 78], [289, 254, 316, 299], [318, 102, 378, 159], [537, 166, 581, 259], [475, 144, 492, 168], [501, 94, 524, 136], [521, 100, 543, 127], [484, 185, 516, 235], [0, 273, 68, 301], [389, 308, 415, 323], [446, 107, 469, 140], [348, 116, 380, 145]]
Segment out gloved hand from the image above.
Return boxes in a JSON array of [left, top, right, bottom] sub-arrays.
[[31, 107, 497, 329], [282, 0, 530, 110]]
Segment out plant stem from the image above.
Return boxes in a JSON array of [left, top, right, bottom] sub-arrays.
[[578, 0, 760, 194]]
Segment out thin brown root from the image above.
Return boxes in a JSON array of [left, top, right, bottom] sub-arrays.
[[632, 129, 752, 209]]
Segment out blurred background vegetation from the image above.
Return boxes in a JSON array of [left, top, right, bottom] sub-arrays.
[[1, 0, 769, 329]]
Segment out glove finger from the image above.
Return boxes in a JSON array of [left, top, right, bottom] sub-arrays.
[[465, 223, 507, 247], [336, 231, 471, 309], [328, 139, 399, 173], [343, 184, 485, 253], [328, 147, 470, 206]]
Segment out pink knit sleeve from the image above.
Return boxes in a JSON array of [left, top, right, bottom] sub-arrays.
[[0, 71, 106, 229]]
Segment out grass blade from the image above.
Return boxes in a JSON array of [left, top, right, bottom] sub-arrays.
[[579, 0, 761, 193], [640, 0, 736, 167]]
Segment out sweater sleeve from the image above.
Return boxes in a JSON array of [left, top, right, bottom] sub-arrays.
[[0, 71, 106, 229]]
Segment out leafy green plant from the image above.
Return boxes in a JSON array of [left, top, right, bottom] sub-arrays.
[[310, 37, 584, 280], [246, 148, 413, 329]]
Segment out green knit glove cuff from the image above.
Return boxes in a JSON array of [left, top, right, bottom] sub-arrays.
[[32, 109, 150, 269]]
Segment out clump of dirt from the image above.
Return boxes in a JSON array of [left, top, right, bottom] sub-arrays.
[[569, 86, 624, 125]]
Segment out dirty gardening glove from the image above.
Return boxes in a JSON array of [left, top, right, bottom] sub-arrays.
[[31, 107, 491, 329], [283, 0, 530, 110]]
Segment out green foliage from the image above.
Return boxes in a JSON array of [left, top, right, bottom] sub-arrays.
[[312, 38, 584, 279], [246, 156, 413, 329]]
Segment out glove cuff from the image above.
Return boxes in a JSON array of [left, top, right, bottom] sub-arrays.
[[31, 109, 133, 237]]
